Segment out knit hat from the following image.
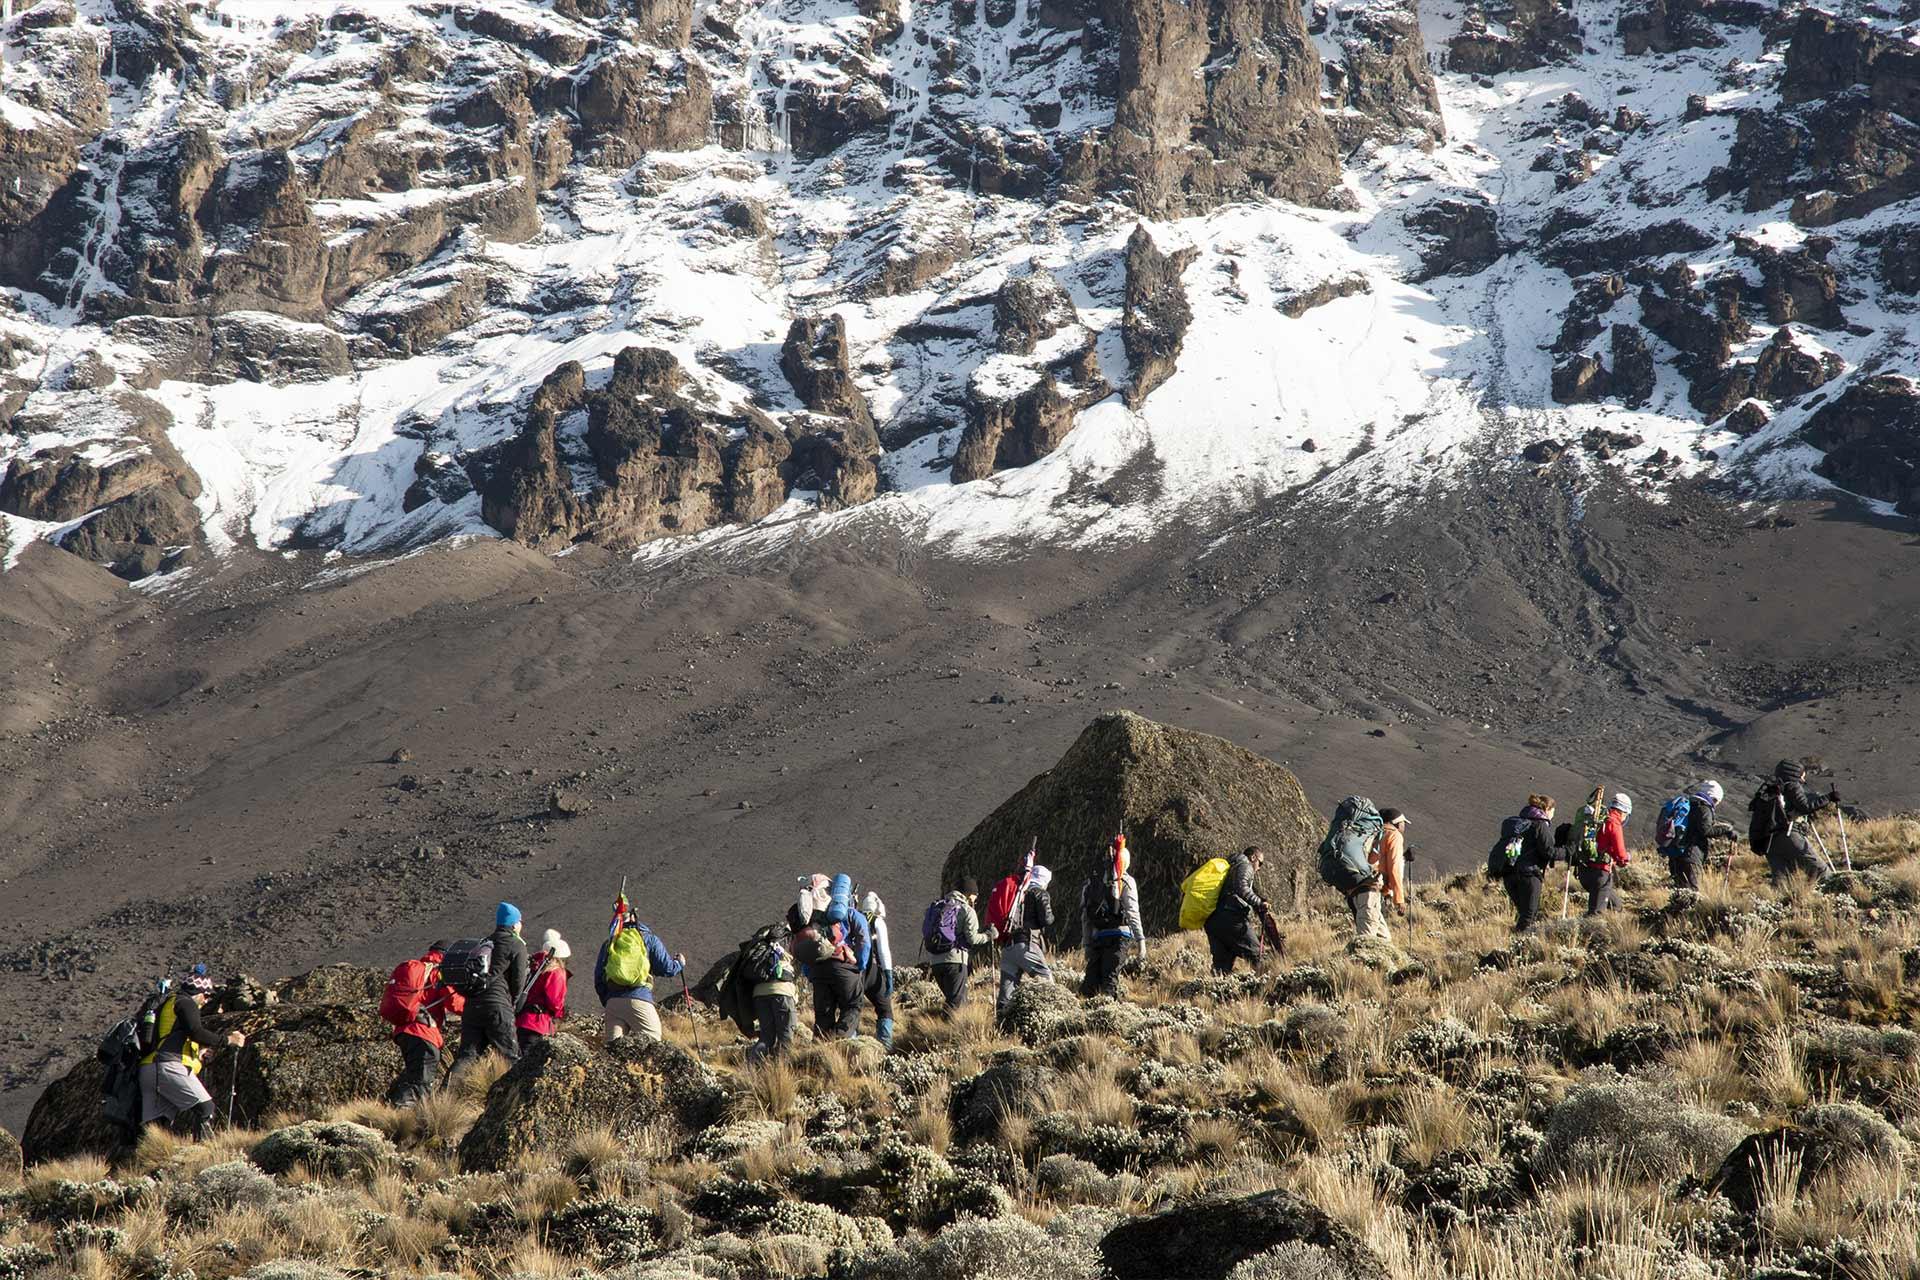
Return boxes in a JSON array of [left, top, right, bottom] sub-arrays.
[[183, 965, 214, 995], [1030, 865, 1052, 890], [1776, 759, 1805, 783], [541, 928, 570, 961], [1611, 793, 1633, 816], [1696, 780, 1724, 806], [496, 901, 522, 928]]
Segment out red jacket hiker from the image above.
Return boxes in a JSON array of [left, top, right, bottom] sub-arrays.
[[386, 950, 463, 1050], [1598, 809, 1631, 869], [515, 951, 570, 1038]]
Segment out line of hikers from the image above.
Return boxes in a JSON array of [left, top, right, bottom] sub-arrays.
[[103, 762, 1857, 1139]]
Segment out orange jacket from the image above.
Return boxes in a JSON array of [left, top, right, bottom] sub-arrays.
[[1371, 825, 1406, 905]]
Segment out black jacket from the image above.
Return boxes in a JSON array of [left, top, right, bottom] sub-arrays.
[[484, 926, 529, 1008], [1683, 798, 1716, 856], [1777, 779, 1830, 829], [154, 993, 222, 1061], [1013, 886, 1054, 948], [1493, 812, 1555, 878], [1214, 853, 1266, 923]]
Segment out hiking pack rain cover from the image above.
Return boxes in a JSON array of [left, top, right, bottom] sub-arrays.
[[1178, 858, 1232, 930]]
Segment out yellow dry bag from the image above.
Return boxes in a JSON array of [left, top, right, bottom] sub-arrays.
[[1178, 857, 1232, 931]]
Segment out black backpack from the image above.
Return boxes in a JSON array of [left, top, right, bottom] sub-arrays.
[[1748, 783, 1783, 854], [440, 938, 495, 996], [735, 926, 783, 987], [1086, 875, 1126, 932]]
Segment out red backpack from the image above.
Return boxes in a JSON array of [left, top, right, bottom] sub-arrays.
[[379, 958, 434, 1029], [985, 875, 1024, 944]]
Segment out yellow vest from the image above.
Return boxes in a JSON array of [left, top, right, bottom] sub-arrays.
[[139, 995, 204, 1075]]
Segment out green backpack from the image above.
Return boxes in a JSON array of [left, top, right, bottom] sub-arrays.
[[604, 925, 652, 989]]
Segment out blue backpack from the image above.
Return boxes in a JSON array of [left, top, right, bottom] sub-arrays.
[[1655, 795, 1691, 852]]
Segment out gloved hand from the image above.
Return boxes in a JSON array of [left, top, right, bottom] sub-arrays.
[[1827, 787, 1842, 803]]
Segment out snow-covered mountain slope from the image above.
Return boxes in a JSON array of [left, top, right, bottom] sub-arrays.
[[2, 0, 1915, 579]]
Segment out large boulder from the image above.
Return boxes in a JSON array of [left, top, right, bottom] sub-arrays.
[[21, 966, 397, 1166], [1121, 226, 1198, 410], [1803, 375, 1920, 515], [1100, 1188, 1389, 1280], [458, 1033, 729, 1172], [940, 711, 1322, 945]]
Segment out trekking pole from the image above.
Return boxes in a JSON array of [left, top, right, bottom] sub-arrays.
[[225, 1044, 242, 1129], [1560, 856, 1573, 921], [679, 972, 702, 1058], [1833, 798, 1854, 871], [1805, 821, 1838, 877]]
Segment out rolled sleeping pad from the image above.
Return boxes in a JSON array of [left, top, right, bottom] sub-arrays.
[[825, 873, 854, 925]]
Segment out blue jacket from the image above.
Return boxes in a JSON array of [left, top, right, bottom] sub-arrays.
[[593, 924, 683, 1004]]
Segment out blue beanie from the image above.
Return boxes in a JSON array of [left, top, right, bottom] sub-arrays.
[[496, 902, 522, 928]]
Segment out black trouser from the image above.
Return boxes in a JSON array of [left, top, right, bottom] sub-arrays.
[[751, 994, 795, 1061], [389, 1035, 440, 1106], [178, 1100, 214, 1141], [1766, 831, 1825, 883], [1505, 871, 1545, 931], [931, 963, 968, 1009], [811, 963, 863, 1038], [1667, 849, 1703, 890], [450, 999, 519, 1076], [1577, 866, 1617, 916], [1081, 940, 1127, 998], [864, 966, 894, 1043], [1205, 912, 1260, 974], [515, 1027, 545, 1057]]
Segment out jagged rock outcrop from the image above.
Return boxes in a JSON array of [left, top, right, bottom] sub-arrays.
[[471, 346, 800, 549], [1551, 353, 1609, 405], [0, 389, 205, 579], [1101, 1188, 1390, 1280], [781, 315, 875, 431], [1407, 196, 1502, 281], [1121, 227, 1198, 410], [1878, 225, 1920, 294], [109, 312, 352, 386], [952, 271, 1110, 482], [458, 1033, 729, 1172], [1749, 327, 1843, 404], [1076, 0, 1343, 216], [569, 48, 713, 167], [1448, 0, 1582, 75], [1610, 324, 1656, 408], [1618, 0, 1766, 57], [1802, 376, 1920, 515], [1326, 1, 1447, 147], [0, 4, 108, 293], [940, 711, 1322, 945], [21, 966, 396, 1165]]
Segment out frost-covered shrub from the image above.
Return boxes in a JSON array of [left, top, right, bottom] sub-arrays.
[[1795, 1101, 1908, 1167], [544, 1196, 661, 1267], [242, 1263, 354, 1280], [1228, 1242, 1358, 1280], [170, 1159, 278, 1217], [250, 1121, 395, 1178], [1534, 1078, 1746, 1181], [831, 1214, 1105, 1280]]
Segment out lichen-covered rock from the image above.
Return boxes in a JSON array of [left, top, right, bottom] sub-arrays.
[[250, 1121, 396, 1178], [950, 1059, 1062, 1144], [1101, 1188, 1389, 1280], [0, 1125, 20, 1189], [458, 1032, 727, 1172], [23, 976, 396, 1166], [1712, 1102, 1908, 1213], [942, 712, 1322, 945]]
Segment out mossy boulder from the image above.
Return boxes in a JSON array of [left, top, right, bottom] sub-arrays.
[[458, 1032, 728, 1172], [942, 712, 1322, 945], [1100, 1188, 1388, 1280]]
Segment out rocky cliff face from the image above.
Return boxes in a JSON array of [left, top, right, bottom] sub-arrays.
[[1, 0, 1916, 579]]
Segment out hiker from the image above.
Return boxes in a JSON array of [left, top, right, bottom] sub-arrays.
[[1206, 846, 1268, 974], [382, 941, 462, 1107], [790, 875, 871, 1039], [996, 865, 1055, 1017], [515, 929, 571, 1054], [1489, 795, 1556, 931], [1577, 794, 1632, 915], [750, 935, 799, 1063], [1755, 760, 1838, 884], [594, 902, 685, 1045], [1659, 781, 1724, 890], [1375, 810, 1409, 925], [861, 891, 895, 1048], [449, 902, 530, 1076], [141, 965, 245, 1140], [924, 878, 990, 1010], [1080, 837, 1145, 999]]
